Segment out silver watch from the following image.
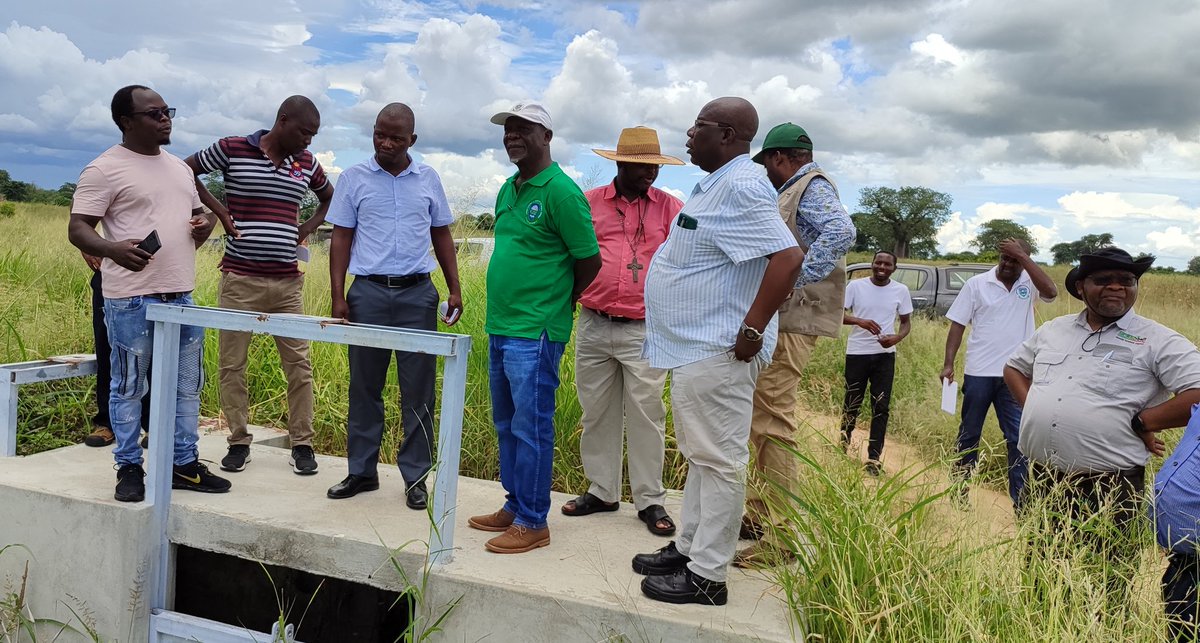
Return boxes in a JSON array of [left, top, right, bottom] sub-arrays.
[[739, 322, 763, 342]]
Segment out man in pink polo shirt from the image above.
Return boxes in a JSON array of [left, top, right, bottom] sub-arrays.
[[560, 127, 684, 536]]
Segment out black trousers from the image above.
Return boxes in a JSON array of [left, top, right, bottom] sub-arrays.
[[840, 352, 895, 461], [345, 277, 438, 485], [90, 270, 149, 431], [1165, 550, 1200, 641]]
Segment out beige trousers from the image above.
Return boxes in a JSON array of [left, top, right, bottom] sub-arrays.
[[217, 272, 314, 447], [745, 332, 819, 527], [574, 308, 668, 509], [672, 352, 761, 582]]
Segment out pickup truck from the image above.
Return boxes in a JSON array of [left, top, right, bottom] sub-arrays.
[[845, 262, 991, 316]]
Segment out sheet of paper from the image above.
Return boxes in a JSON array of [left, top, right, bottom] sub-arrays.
[[941, 378, 958, 415], [296, 245, 310, 263]]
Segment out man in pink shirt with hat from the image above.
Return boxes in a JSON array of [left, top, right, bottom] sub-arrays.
[[560, 127, 684, 536]]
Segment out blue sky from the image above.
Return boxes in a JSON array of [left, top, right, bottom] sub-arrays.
[[3, 0, 1200, 266]]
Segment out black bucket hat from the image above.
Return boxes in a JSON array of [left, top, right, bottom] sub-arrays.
[[1064, 247, 1155, 300]]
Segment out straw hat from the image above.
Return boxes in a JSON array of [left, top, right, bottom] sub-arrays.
[[592, 127, 684, 165]]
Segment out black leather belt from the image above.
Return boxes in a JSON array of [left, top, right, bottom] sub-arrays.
[[586, 307, 641, 323], [146, 291, 190, 302], [365, 274, 429, 288]]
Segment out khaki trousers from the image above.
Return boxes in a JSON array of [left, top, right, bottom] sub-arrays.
[[672, 352, 761, 583], [745, 332, 819, 527], [217, 272, 314, 447], [574, 308, 668, 509]]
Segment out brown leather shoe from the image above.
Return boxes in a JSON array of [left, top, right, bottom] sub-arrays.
[[485, 525, 550, 554], [84, 426, 114, 447], [468, 508, 515, 532], [733, 542, 795, 569]]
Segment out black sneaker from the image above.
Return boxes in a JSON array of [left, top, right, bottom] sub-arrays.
[[173, 460, 232, 494], [290, 445, 318, 476], [115, 463, 145, 502], [220, 444, 251, 472]]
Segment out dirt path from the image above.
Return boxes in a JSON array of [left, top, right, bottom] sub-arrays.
[[793, 404, 1017, 539]]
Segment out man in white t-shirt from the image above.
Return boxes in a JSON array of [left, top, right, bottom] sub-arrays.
[[941, 239, 1057, 509], [840, 251, 912, 475], [67, 85, 229, 503]]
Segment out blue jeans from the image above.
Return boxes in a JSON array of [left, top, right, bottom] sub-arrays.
[[954, 374, 1027, 506], [104, 294, 205, 467], [489, 334, 565, 530]]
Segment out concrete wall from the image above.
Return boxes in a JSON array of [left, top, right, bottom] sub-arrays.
[[0, 486, 155, 642]]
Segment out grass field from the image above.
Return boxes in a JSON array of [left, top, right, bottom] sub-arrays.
[[3, 202, 1198, 640]]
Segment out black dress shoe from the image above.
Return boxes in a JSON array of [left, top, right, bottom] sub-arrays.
[[406, 481, 428, 510], [327, 474, 380, 499], [632, 540, 691, 576], [641, 568, 728, 606]]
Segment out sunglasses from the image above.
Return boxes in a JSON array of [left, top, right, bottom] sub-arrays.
[[1087, 274, 1138, 288], [130, 107, 176, 121]]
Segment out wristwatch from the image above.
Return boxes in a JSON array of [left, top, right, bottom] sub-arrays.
[[739, 322, 763, 342], [1130, 411, 1147, 437]]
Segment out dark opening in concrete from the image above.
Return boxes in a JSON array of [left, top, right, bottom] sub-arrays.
[[174, 546, 411, 642]]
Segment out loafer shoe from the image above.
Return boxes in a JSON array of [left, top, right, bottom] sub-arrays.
[[85, 426, 115, 447], [326, 474, 380, 499], [485, 525, 550, 554], [632, 540, 691, 576], [641, 568, 728, 606], [468, 508, 515, 532], [406, 481, 428, 510]]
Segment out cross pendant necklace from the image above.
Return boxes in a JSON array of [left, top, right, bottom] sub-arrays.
[[617, 199, 648, 282]]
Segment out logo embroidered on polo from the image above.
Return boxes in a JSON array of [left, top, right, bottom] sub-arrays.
[[290, 161, 304, 180], [1116, 330, 1147, 345], [526, 201, 544, 222], [1016, 285, 1031, 300]]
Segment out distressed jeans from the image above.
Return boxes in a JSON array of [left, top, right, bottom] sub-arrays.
[[103, 293, 205, 467]]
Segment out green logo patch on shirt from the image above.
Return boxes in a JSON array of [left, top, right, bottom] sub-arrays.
[[526, 201, 544, 223], [1116, 330, 1146, 345]]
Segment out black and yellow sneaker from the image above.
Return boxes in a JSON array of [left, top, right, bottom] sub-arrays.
[[115, 463, 146, 502], [173, 460, 232, 494]]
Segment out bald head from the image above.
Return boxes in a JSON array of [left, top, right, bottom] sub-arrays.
[[378, 102, 415, 128], [276, 95, 318, 121], [703, 97, 757, 143]]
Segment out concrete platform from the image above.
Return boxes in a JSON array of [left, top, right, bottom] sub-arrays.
[[0, 428, 797, 642]]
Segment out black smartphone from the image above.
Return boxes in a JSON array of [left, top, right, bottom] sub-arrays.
[[136, 230, 162, 255]]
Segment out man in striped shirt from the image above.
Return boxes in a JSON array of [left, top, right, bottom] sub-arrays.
[[632, 97, 803, 606], [186, 95, 333, 477]]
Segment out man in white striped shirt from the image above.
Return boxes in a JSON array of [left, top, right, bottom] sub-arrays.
[[632, 97, 803, 606]]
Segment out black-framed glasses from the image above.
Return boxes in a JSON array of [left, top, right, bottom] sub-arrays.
[[130, 107, 176, 121], [693, 119, 732, 131]]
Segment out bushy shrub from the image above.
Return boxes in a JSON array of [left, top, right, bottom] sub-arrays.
[[0, 202, 14, 218]]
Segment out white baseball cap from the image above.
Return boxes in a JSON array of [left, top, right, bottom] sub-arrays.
[[490, 102, 553, 130]]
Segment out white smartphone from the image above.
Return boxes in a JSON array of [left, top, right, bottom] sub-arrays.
[[296, 245, 311, 263], [438, 301, 461, 325]]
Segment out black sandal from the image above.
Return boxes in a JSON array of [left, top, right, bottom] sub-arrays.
[[638, 504, 676, 536], [561, 492, 619, 516]]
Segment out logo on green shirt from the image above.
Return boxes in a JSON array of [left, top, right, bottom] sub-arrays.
[[526, 201, 544, 223]]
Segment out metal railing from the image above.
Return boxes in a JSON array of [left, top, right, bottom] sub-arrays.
[[140, 304, 471, 641]]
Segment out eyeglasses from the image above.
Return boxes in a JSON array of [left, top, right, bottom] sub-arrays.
[[129, 107, 176, 121], [693, 119, 733, 131], [1086, 274, 1138, 288]]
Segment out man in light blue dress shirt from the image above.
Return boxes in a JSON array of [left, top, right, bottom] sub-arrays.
[[631, 97, 803, 606], [324, 103, 463, 509]]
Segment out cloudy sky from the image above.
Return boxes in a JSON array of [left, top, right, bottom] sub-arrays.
[[3, 0, 1199, 266]]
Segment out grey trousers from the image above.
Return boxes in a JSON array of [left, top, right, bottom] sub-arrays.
[[345, 277, 438, 485]]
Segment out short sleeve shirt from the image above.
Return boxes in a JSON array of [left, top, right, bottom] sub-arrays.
[[844, 278, 913, 355], [193, 130, 329, 278], [945, 266, 1054, 377], [1008, 310, 1200, 472], [324, 155, 453, 276], [642, 155, 798, 370], [71, 145, 201, 299], [485, 163, 599, 343]]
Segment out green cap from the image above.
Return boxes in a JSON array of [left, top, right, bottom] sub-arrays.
[[752, 122, 812, 164]]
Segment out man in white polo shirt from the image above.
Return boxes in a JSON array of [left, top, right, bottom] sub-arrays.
[[941, 239, 1056, 509]]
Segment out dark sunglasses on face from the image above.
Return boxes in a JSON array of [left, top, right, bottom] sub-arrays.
[[130, 107, 176, 121], [1087, 274, 1138, 287]]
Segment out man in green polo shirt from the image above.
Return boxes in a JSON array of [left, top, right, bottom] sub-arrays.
[[468, 102, 601, 554]]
